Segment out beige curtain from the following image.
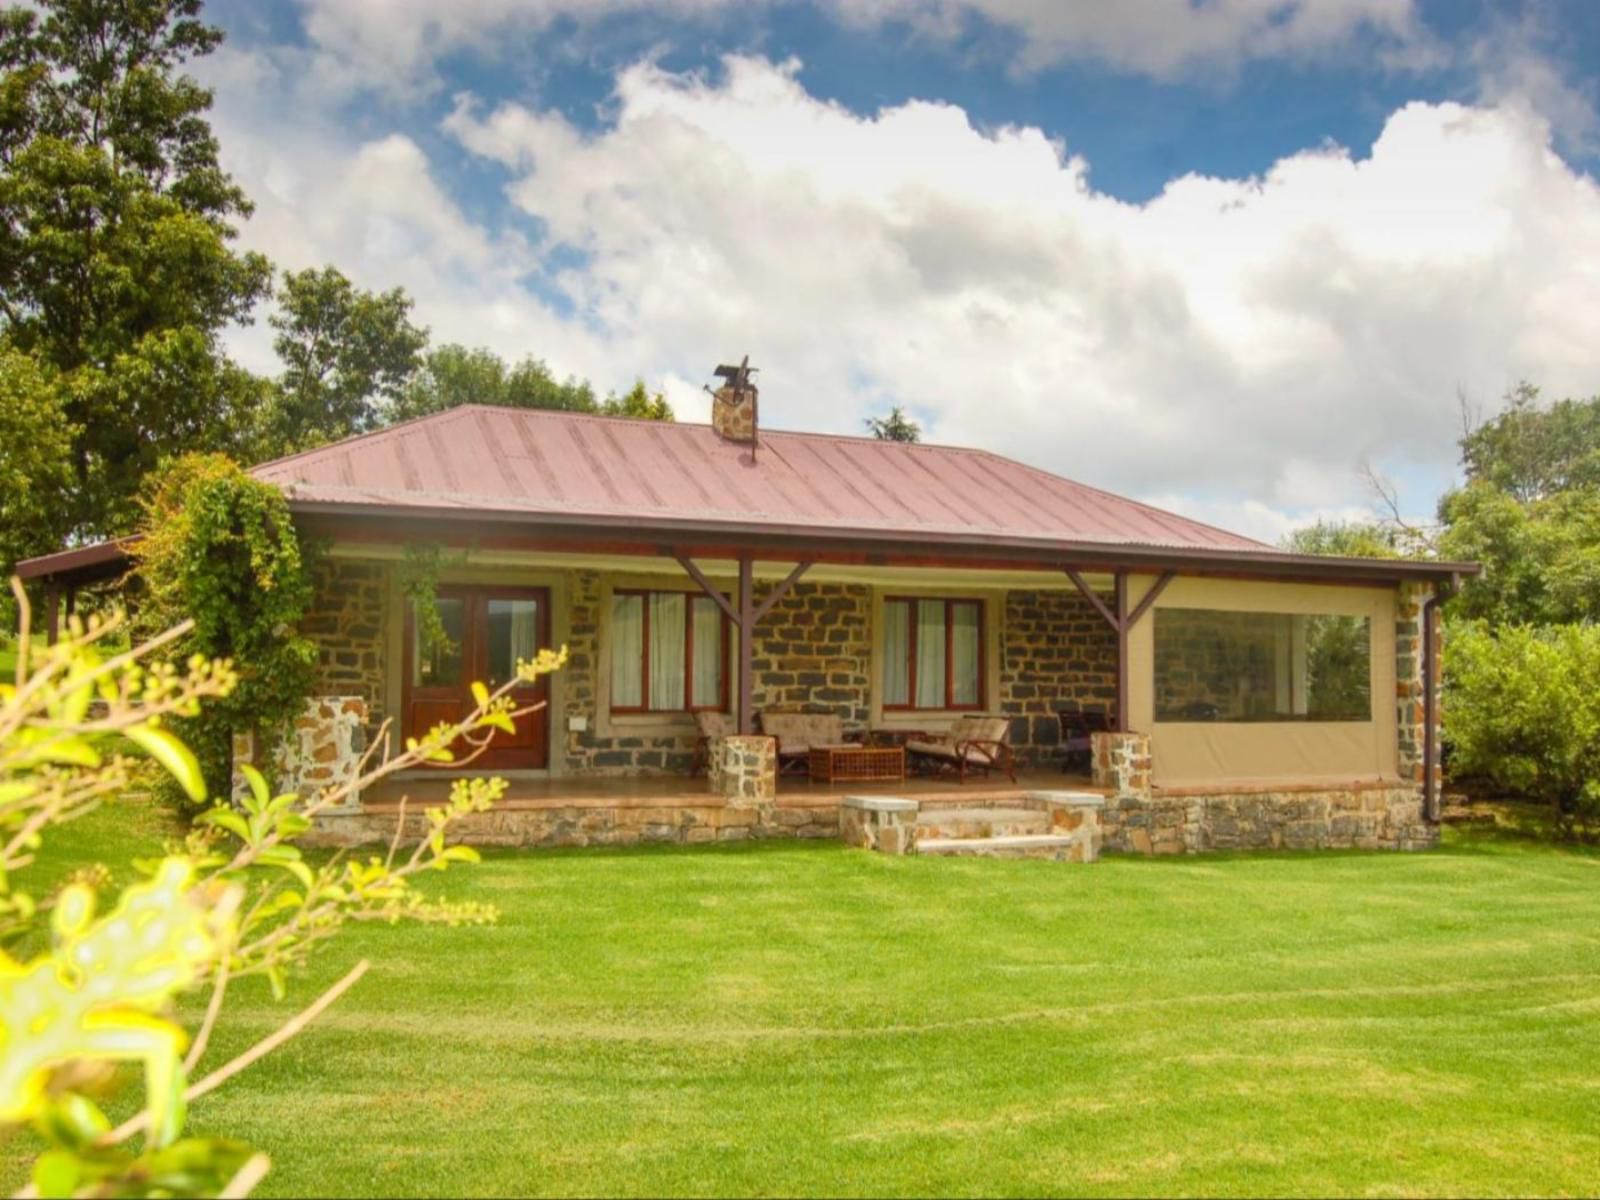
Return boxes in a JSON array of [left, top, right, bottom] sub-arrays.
[[610, 594, 643, 707], [915, 599, 946, 709], [649, 593, 686, 710], [882, 601, 909, 705], [691, 597, 723, 707], [951, 602, 979, 706]]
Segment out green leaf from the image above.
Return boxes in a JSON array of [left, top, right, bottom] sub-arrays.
[[124, 725, 207, 803], [240, 763, 270, 812], [31, 1149, 81, 1199], [199, 807, 251, 842], [266, 965, 287, 1002]]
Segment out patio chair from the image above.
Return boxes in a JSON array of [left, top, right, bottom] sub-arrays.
[[1058, 708, 1112, 773], [759, 711, 847, 776], [690, 710, 735, 776], [905, 715, 1016, 784]]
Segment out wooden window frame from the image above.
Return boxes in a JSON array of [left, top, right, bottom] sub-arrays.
[[882, 596, 987, 712], [610, 588, 732, 715]]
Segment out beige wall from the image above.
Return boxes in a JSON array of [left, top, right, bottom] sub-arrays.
[[1127, 576, 1398, 787]]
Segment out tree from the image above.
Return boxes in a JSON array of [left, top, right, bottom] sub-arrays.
[[0, 349, 74, 570], [1439, 383, 1600, 625], [133, 453, 317, 803], [257, 266, 427, 455], [1446, 620, 1600, 839], [601, 379, 673, 421], [1281, 520, 1402, 559], [0, 0, 272, 540], [865, 405, 921, 442]]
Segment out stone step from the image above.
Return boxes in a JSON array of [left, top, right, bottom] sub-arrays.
[[915, 807, 1050, 839], [917, 833, 1089, 861]]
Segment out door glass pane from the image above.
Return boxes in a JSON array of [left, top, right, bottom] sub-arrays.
[[951, 602, 980, 706], [611, 594, 644, 708], [487, 598, 541, 687], [648, 593, 687, 710], [915, 599, 947, 708], [691, 597, 723, 708], [882, 600, 909, 706], [412, 597, 465, 687]]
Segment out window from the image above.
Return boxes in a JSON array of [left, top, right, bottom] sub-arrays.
[[1154, 608, 1371, 723], [610, 590, 729, 712], [411, 596, 466, 687], [882, 597, 984, 710]]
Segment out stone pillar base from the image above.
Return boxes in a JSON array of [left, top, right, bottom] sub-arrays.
[[1091, 731, 1151, 800], [707, 735, 777, 808], [229, 696, 368, 812]]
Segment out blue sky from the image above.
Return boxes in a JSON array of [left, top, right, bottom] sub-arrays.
[[198, 0, 1600, 542]]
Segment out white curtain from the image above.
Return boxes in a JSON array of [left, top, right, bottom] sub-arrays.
[[691, 597, 723, 708], [951, 602, 979, 706], [882, 601, 909, 706], [916, 599, 946, 709], [506, 600, 539, 680], [649, 593, 686, 710], [610, 594, 643, 708]]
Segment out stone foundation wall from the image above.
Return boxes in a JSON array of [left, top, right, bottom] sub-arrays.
[[999, 589, 1117, 766], [306, 800, 838, 848], [1100, 785, 1437, 854], [302, 560, 389, 750]]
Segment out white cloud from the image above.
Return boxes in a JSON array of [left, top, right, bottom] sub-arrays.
[[204, 48, 1600, 534]]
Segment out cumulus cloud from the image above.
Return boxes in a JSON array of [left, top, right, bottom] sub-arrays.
[[203, 47, 1600, 541]]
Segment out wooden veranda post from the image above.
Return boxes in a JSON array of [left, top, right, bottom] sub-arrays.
[[1063, 568, 1176, 733], [674, 553, 814, 736]]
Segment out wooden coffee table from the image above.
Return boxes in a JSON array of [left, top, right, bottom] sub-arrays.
[[808, 743, 906, 784]]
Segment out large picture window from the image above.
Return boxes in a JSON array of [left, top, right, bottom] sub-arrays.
[[882, 597, 984, 710], [611, 590, 729, 713], [1154, 608, 1371, 723]]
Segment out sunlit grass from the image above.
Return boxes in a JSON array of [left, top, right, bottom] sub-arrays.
[[10, 801, 1600, 1197]]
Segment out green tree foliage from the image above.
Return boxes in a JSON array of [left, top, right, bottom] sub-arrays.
[[0, 349, 74, 572], [392, 344, 671, 424], [865, 405, 921, 442], [257, 266, 427, 456], [0, 0, 272, 539], [1439, 384, 1600, 625], [1280, 519, 1403, 558], [601, 379, 673, 421], [133, 453, 316, 803], [1446, 620, 1600, 839]]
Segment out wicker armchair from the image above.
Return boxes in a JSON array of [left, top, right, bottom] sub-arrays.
[[905, 715, 1016, 784]]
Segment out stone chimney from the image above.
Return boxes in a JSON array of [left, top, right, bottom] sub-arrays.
[[709, 357, 758, 444]]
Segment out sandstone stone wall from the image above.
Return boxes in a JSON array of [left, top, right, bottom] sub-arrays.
[[302, 560, 389, 749], [999, 589, 1116, 766], [1100, 785, 1437, 854], [306, 799, 838, 848], [233, 696, 366, 812], [1395, 582, 1438, 789]]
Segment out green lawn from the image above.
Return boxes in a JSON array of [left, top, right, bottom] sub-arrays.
[[9, 804, 1600, 1197]]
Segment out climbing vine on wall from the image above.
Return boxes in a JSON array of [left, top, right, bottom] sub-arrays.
[[399, 541, 458, 658], [134, 454, 317, 807]]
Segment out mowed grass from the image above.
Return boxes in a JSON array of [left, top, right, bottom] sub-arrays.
[[9, 803, 1600, 1198]]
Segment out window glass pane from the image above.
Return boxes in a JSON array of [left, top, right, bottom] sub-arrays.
[[648, 593, 686, 710], [611, 594, 644, 708], [882, 600, 910, 706], [1153, 608, 1370, 722], [486, 598, 540, 687], [691, 597, 723, 708], [951, 602, 981, 706], [915, 599, 947, 709], [412, 597, 465, 687]]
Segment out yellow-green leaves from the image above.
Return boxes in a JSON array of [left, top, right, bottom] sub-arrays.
[[125, 724, 207, 803], [0, 858, 239, 1144]]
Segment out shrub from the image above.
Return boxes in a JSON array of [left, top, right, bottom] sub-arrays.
[[133, 454, 316, 807], [1, 579, 565, 1196], [1445, 620, 1600, 838]]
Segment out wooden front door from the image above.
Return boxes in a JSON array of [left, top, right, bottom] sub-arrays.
[[402, 586, 551, 770]]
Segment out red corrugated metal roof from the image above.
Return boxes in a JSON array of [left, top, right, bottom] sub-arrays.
[[252, 405, 1274, 552]]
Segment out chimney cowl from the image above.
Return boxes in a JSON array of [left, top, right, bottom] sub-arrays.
[[709, 357, 758, 445]]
